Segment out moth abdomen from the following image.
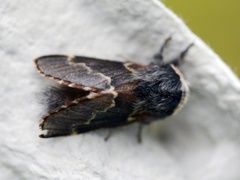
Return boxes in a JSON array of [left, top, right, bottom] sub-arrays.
[[42, 86, 90, 112]]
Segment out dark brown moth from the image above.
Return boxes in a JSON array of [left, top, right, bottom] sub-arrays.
[[35, 38, 193, 141]]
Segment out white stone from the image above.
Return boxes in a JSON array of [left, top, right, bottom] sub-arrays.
[[0, 0, 240, 179]]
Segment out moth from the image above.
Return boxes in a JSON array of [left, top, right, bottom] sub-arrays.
[[35, 38, 193, 141]]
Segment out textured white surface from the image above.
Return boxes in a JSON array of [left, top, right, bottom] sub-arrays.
[[1, 0, 240, 179]]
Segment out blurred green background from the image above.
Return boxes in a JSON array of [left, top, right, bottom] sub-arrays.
[[163, 0, 240, 76]]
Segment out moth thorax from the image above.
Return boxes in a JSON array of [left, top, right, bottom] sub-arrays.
[[134, 64, 189, 118]]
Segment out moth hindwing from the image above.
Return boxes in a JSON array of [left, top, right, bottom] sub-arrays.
[[35, 39, 193, 139]]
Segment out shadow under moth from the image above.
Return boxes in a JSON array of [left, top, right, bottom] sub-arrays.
[[35, 38, 193, 141]]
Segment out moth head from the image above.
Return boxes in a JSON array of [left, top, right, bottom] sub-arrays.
[[134, 64, 189, 117]]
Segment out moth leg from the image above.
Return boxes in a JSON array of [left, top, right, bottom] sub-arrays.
[[153, 37, 172, 62], [167, 43, 194, 66], [137, 123, 144, 143], [104, 129, 112, 141]]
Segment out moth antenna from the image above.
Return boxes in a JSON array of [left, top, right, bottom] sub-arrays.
[[168, 43, 194, 66], [153, 36, 172, 62]]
